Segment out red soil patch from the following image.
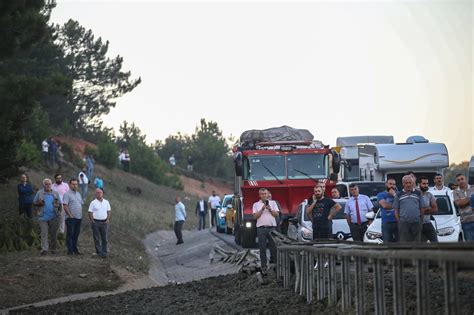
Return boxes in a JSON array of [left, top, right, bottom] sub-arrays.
[[54, 136, 96, 157], [180, 175, 232, 198]]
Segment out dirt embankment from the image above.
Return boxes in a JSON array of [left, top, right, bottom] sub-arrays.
[[179, 175, 232, 198]]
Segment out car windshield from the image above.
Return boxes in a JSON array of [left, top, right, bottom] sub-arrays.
[[355, 183, 386, 198], [246, 155, 286, 181], [287, 154, 327, 180], [434, 195, 453, 215]]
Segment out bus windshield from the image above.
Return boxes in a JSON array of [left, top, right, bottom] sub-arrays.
[[245, 155, 286, 181], [287, 154, 327, 180]]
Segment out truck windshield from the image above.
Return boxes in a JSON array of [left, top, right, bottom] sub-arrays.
[[287, 154, 327, 180], [246, 155, 286, 181]]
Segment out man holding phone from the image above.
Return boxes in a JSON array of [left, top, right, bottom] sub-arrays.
[[377, 178, 398, 243], [306, 185, 342, 240], [252, 188, 279, 274]]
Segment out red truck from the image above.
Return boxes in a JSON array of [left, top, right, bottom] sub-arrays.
[[232, 127, 340, 248]]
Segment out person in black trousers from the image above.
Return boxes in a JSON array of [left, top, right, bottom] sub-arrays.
[[195, 196, 208, 230], [17, 174, 34, 218]]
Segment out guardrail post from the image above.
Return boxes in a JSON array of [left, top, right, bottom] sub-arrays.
[[354, 256, 365, 315], [328, 254, 337, 306], [341, 255, 351, 311], [277, 249, 281, 279], [416, 259, 429, 315], [307, 252, 314, 304], [283, 250, 290, 289], [374, 259, 385, 315], [393, 259, 405, 315], [316, 254, 324, 301], [300, 251, 306, 296], [294, 251, 301, 294], [443, 261, 458, 315]]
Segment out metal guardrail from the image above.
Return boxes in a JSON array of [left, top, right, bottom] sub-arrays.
[[271, 231, 474, 315]]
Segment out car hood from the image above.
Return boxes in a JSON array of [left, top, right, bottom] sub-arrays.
[[432, 215, 459, 229]]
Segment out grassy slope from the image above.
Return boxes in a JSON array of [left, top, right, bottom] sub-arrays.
[[0, 161, 215, 308]]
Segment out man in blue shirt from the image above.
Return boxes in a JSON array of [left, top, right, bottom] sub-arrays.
[[377, 178, 398, 243], [33, 178, 62, 255], [174, 196, 186, 245]]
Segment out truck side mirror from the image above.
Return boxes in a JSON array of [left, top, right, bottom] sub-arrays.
[[331, 150, 341, 174], [234, 152, 243, 177], [330, 173, 338, 181]]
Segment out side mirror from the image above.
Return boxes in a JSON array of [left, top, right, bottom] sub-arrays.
[[234, 152, 243, 177], [330, 173, 338, 181], [365, 212, 375, 220], [331, 150, 341, 174]]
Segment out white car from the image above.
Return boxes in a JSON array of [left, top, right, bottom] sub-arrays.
[[364, 191, 464, 243], [288, 199, 353, 242]]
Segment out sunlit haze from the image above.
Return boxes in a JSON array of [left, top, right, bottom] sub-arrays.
[[51, 0, 473, 163]]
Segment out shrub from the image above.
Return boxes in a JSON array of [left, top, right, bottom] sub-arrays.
[[84, 145, 98, 157], [97, 139, 118, 169], [16, 140, 41, 167]]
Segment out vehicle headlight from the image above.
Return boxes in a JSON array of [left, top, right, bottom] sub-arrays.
[[437, 227, 455, 236], [219, 210, 226, 218], [366, 231, 382, 240], [245, 222, 252, 228], [301, 228, 313, 240]]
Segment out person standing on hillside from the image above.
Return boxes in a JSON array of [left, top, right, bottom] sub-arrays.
[[208, 191, 221, 229], [52, 173, 69, 234], [169, 154, 176, 168], [63, 179, 84, 255], [195, 196, 208, 230], [33, 178, 62, 256], [41, 138, 49, 166], [119, 149, 131, 172], [174, 196, 186, 244], [88, 188, 111, 258], [187, 155, 193, 172], [94, 175, 104, 191], [17, 174, 34, 219], [50, 139, 58, 167], [57, 146, 64, 170], [78, 168, 89, 199], [86, 155, 95, 181]]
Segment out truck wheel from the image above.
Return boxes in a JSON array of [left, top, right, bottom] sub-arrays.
[[241, 230, 256, 248], [234, 224, 242, 245]]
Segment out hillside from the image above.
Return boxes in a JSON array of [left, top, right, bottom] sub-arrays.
[[0, 158, 232, 308]]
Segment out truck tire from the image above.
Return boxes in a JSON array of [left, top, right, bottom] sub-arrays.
[[241, 229, 256, 248]]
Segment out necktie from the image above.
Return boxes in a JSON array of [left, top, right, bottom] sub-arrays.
[[355, 197, 362, 225]]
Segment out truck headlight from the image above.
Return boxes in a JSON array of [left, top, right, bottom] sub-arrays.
[[366, 231, 382, 240], [437, 227, 455, 236], [245, 222, 252, 228]]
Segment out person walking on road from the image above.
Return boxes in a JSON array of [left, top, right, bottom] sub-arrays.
[[88, 188, 111, 258], [174, 196, 186, 244], [253, 188, 279, 274], [78, 168, 89, 199], [377, 178, 398, 243], [52, 173, 69, 234], [33, 178, 62, 255], [208, 191, 221, 229], [63, 179, 84, 255], [453, 174, 474, 241], [17, 174, 34, 219], [420, 176, 438, 242], [195, 196, 208, 230], [429, 174, 450, 194], [394, 175, 423, 242], [307, 186, 341, 240], [344, 183, 373, 242]]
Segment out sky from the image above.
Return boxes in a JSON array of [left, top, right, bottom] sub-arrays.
[[51, 0, 473, 163]]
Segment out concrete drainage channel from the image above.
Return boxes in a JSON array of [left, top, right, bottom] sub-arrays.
[[272, 231, 474, 315]]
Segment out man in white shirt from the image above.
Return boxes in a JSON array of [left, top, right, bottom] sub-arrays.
[[52, 173, 70, 234], [252, 188, 279, 273], [78, 168, 89, 199], [175, 196, 186, 244], [429, 174, 451, 194], [88, 188, 111, 257], [208, 191, 221, 229], [41, 139, 49, 165]]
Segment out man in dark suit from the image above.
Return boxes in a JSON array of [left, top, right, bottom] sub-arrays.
[[195, 196, 208, 230]]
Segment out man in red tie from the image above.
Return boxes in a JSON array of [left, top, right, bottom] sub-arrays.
[[344, 183, 374, 242]]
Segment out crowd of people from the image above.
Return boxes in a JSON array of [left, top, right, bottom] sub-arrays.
[[17, 155, 111, 257], [41, 138, 64, 169]]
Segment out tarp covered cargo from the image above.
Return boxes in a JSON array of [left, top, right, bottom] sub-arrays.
[[336, 135, 394, 147], [240, 126, 314, 145]]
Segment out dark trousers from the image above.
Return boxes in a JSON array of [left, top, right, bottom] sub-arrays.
[[382, 222, 399, 243], [257, 226, 276, 270], [66, 218, 82, 254], [19, 203, 33, 219], [174, 220, 184, 243], [350, 222, 368, 242], [398, 222, 421, 242], [198, 214, 206, 230], [462, 221, 474, 241], [211, 208, 217, 227], [421, 223, 438, 243], [312, 223, 331, 240], [92, 221, 108, 255]]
